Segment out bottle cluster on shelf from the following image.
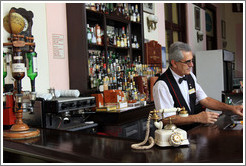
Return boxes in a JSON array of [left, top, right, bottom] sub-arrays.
[[107, 25, 129, 48], [87, 24, 103, 45], [87, 24, 140, 49], [85, 3, 141, 23], [88, 50, 160, 101]]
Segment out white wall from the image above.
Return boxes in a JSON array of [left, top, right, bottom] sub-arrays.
[[186, 4, 206, 54], [2, 2, 50, 93]]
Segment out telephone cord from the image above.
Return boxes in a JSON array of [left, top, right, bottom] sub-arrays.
[[131, 113, 155, 150]]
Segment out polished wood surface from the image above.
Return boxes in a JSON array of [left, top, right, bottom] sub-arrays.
[[90, 103, 155, 125], [3, 114, 243, 163]]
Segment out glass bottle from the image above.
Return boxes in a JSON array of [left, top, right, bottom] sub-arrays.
[[131, 35, 136, 48], [87, 24, 92, 43], [91, 28, 97, 44], [12, 49, 25, 94], [95, 24, 102, 45], [98, 73, 104, 93], [134, 35, 139, 49], [3, 52, 7, 87], [26, 51, 38, 92], [135, 4, 140, 23], [122, 27, 127, 47], [132, 6, 136, 22]]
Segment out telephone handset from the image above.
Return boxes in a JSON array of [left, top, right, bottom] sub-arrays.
[[131, 107, 189, 150]]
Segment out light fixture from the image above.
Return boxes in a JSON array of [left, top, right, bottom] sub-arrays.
[[197, 31, 204, 42], [147, 15, 158, 32]]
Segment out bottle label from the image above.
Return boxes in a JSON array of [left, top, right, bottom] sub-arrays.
[[13, 56, 23, 60], [99, 85, 104, 92], [96, 28, 101, 37], [3, 58, 7, 72], [12, 63, 25, 72], [33, 57, 38, 72]]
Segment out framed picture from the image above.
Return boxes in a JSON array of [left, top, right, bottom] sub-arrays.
[[205, 9, 214, 37], [143, 3, 155, 14], [221, 20, 226, 39], [194, 7, 201, 30]]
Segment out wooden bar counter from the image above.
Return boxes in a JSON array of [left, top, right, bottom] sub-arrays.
[[3, 114, 243, 163]]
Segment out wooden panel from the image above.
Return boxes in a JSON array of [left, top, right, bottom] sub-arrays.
[[144, 40, 162, 69], [66, 4, 90, 96]]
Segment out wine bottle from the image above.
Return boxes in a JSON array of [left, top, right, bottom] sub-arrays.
[[87, 24, 92, 44], [135, 4, 140, 23], [3, 52, 7, 88], [26, 51, 38, 92], [12, 49, 25, 94], [91, 28, 97, 44]]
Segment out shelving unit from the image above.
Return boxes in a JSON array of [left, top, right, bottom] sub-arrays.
[[66, 3, 145, 96]]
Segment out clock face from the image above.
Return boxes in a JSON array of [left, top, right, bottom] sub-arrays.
[[22, 17, 28, 32]]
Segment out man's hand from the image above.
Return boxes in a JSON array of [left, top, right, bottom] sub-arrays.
[[231, 105, 243, 117], [200, 97, 243, 117], [195, 111, 220, 124]]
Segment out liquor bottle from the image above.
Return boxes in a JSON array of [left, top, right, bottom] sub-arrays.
[[87, 24, 92, 44], [131, 35, 135, 48], [12, 49, 25, 94], [90, 76, 94, 88], [91, 28, 97, 44], [120, 36, 124, 47], [117, 36, 121, 47], [3, 52, 7, 87], [132, 6, 136, 22], [98, 73, 104, 93], [101, 3, 106, 13], [26, 51, 38, 92], [113, 32, 117, 46], [122, 27, 127, 47], [95, 24, 102, 45], [135, 4, 140, 23], [95, 3, 100, 12]]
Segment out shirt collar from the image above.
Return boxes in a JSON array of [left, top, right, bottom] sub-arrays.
[[170, 68, 185, 83]]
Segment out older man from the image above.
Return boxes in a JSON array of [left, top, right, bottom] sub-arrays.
[[153, 42, 243, 129]]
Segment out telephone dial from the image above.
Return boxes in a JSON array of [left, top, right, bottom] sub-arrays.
[[131, 107, 189, 150]]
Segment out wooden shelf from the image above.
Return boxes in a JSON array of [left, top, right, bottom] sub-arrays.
[[67, 3, 144, 95]]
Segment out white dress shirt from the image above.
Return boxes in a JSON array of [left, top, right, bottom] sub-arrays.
[[153, 68, 207, 118]]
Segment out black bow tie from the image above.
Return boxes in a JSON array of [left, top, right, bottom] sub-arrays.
[[178, 76, 187, 84]]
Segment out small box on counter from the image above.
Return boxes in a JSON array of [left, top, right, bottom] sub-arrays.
[[105, 101, 128, 109], [91, 93, 104, 108], [128, 101, 141, 107], [104, 90, 125, 103], [96, 105, 117, 112]]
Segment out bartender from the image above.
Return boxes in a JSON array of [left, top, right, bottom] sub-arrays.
[[153, 41, 243, 129]]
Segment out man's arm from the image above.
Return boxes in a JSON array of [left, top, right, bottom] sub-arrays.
[[199, 97, 243, 116], [161, 111, 219, 125]]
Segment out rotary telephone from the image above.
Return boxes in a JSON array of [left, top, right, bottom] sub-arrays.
[[131, 107, 189, 150]]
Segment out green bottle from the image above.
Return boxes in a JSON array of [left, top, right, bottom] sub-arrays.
[[26, 51, 38, 92], [3, 52, 7, 88]]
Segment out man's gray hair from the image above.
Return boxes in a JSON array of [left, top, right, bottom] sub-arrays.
[[168, 42, 192, 64]]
